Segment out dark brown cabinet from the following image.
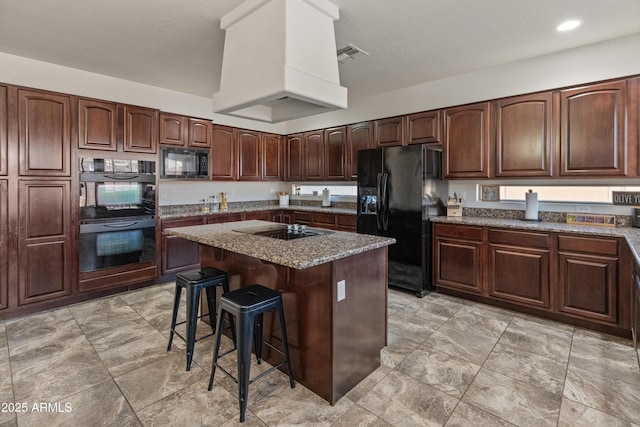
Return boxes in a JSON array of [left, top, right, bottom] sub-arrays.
[[78, 98, 118, 151], [303, 130, 324, 181], [122, 105, 158, 154], [237, 129, 261, 181], [159, 113, 187, 146], [325, 126, 347, 180], [262, 133, 283, 181], [335, 214, 356, 232], [559, 80, 628, 176], [406, 110, 441, 145], [161, 217, 204, 275], [206, 213, 243, 224], [0, 85, 6, 176], [557, 235, 618, 324], [443, 102, 491, 178], [244, 210, 271, 221], [347, 122, 373, 180], [488, 229, 550, 309], [374, 116, 404, 147], [188, 118, 212, 148], [18, 89, 72, 177], [211, 125, 237, 180], [494, 92, 553, 177], [18, 180, 72, 305], [0, 179, 7, 310], [433, 224, 484, 294], [286, 134, 303, 181]]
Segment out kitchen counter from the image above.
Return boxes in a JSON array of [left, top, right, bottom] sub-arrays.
[[159, 204, 356, 220], [165, 219, 392, 404], [431, 215, 640, 264], [165, 220, 392, 269]]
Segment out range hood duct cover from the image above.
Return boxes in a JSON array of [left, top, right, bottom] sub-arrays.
[[212, 0, 348, 123]]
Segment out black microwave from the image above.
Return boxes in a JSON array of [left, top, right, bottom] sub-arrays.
[[160, 147, 210, 179]]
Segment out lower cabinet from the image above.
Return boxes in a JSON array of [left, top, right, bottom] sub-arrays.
[[434, 223, 628, 332], [634, 264, 640, 352], [0, 179, 7, 310], [488, 229, 550, 309], [206, 213, 243, 224], [291, 211, 356, 231], [161, 216, 205, 275]]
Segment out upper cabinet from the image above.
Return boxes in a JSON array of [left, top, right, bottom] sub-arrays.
[[303, 130, 325, 180], [237, 129, 261, 181], [324, 126, 347, 180], [188, 118, 212, 148], [122, 105, 158, 154], [0, 85, 6, 176], [347, 122, 373, 180], [18, 89, 72, 177], [443, 101, 491, 179], [78, 98, 118, 151], [211, 125, 237, 181], [374, 116, 404, 147], [494, 92, 553, 177], [558, 80, 628, 176], [159, 113, 187, 146], [262, 133, 284, 181], [406, 110, 441, 145], [286, 134, 303, 181]]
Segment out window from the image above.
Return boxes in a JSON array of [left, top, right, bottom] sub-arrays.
[[498, 185, 640, 203], [291, 184, 357, 197]]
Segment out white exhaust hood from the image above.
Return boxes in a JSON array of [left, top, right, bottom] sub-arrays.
[[212, 0, 348, 123]]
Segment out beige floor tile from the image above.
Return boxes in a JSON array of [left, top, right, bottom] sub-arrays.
[[446, 308, 510, 339], [400, 297, 459, 324], [0, 418, 17, 427], [69, 296, 147, 342], [6, 308, 83, 357], [497, 316, 572, 363], [445, 401, 515, 427], [381, 331, 421, 368], [95, 329, 172, 378], [344, 365, 393, 403], [332, 404, 392, 427], [558, 397, 636, 427], [387, 310, 440, 342], [464, 369, 561, 427], [423, 323, 498, 365]]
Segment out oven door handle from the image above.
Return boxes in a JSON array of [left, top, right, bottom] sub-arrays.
[[102, 174, 140, 180], [102, 221, 141, 228]]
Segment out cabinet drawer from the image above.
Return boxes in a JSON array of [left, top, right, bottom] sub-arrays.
[[336, 214, 356, 227], [558, 235, 618, 256], [161, 216, 204, 230], [312, 212, 335, 226], [293, 211, 312, 225], [434, 223, 483, 241], [489, 229, 549, 249]]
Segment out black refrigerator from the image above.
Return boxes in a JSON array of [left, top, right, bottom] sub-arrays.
[[357, 145, 448, 297]]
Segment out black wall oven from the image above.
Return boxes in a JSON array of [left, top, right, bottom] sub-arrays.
[[79, 158, 156, 273]]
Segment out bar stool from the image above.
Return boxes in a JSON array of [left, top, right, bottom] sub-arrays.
[[208, 284, 295, 423], [167, 267, 234, 371]]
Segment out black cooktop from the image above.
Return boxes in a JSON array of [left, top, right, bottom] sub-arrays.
[[234, 224, 332, 240]]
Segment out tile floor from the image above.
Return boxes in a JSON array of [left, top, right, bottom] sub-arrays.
[[0, 283, 639, 426]]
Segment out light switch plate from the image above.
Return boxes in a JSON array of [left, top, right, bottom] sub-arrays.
[[337, 280, 346, 302]]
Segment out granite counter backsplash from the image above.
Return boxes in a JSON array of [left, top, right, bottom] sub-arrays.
[[463, 207, 633, 228]]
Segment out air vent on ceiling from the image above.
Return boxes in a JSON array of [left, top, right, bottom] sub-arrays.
[[337, 44, 369, 63]]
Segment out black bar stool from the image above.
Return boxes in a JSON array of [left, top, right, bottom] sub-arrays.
[[208, 284, 295, 423], [167, 267, 234, 371]]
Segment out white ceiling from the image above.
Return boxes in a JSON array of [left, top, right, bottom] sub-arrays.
[[0, 0, 639, 103]]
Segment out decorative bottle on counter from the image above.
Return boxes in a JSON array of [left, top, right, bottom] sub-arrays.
[[209, 195, 219, 212], [220, 192, 228, 211]]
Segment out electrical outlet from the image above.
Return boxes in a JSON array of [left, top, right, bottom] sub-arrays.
[[337, 280, 345, 302]]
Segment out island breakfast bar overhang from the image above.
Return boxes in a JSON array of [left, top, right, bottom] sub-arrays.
[[165, 220, 396, 404]]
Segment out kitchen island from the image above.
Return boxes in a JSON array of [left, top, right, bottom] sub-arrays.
[[165, 220, 395, 404]]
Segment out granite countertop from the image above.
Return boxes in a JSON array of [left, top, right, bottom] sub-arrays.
[[160, 204, 356, 220], [431, 216, 640, 264], [165, 220, 395, 269]]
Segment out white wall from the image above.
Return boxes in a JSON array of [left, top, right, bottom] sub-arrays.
[[158, 180, 289, 206]]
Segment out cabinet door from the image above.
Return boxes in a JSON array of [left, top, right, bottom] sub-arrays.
[[161, 217, 203, 275], [303, 131, 324, 181], [494, 92, 553, 177], [335, 214, 356, 232], [489, 244, 550, 309], [188, 118, 212, 148], [78, 98, 118, 151], [18, 89, 71, 176], [237, 129, 261, 181], [443, 102, 491, 178], [559, 80, 627, 176], [211, 125, 237, 180], [286, 134, 303, 181], [347, 122, 373, 180], [18, 180, 72, 305], [159, 113, 187, 146], [374, 116, 404, 147], [206, 213, 243, 224], [0, 86, 8, 175], [292, 211, 312, 226], [325, 126, 347, 180], [406, 110, 441, 145], [312, 212, 336, 229], [123, 105, 158, 153], [434, 237, 483, 294], [558, 252, 617, 324], [262, 133, 283, 181], [0, 179, 7, 309], [244, 210, 271, 221]]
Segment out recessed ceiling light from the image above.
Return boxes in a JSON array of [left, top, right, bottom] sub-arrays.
[[557, 20, 581, 32]]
